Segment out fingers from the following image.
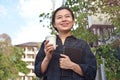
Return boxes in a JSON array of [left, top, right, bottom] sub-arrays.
[[44, 40, 49, 45], [59, 54, 72, 69], [59, 54, 69, 62], [44, 40, 56, 55], [60, 54, 68, 58]]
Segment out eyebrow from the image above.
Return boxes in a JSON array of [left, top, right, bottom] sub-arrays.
[[56, 14, 71, 17]]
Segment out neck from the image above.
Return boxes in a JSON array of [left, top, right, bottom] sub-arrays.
[[58, 31, 71, 45]]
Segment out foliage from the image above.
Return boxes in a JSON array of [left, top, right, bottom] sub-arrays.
[[65, 0, 120, 42], [0, 33, 29, 80], [95, 44, 120, 80], [11, 47, 29, 74], [0, 51, 18, 80], [72, 26, 98, 43], [0, 33, 12, 45]]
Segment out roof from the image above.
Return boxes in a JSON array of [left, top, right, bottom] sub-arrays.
[[15, 42, 41, 47]]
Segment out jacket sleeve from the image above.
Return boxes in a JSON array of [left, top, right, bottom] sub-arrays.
[[79, 41, 97, 80], [34, 41, 46, 78]]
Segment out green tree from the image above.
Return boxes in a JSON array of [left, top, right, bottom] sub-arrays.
[[0, 51, 18, 80], [65, 0, 120, 36], [0, 33, 29, 80], [95, 44, 120, 80]]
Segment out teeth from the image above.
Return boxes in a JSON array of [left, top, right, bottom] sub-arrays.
[[62, 23, 68, 26], [62, 23, 68, 27]]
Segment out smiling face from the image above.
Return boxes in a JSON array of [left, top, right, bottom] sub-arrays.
[[52, 7, 75, 33]]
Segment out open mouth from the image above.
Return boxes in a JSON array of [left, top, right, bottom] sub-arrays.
[[61, 23, 69, 27]]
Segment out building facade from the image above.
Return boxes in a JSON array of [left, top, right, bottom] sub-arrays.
[[16, 42, 41, 80], [88, 14, 114, 46]]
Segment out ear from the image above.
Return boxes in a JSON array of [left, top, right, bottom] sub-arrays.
[[53, 23, 57, 28], [72, 20, 75, 25]]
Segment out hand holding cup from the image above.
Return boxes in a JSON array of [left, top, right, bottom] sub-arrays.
[[45, 35, 56, 50]]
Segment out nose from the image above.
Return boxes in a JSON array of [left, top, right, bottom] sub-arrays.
[[62, 16, 67, 21]]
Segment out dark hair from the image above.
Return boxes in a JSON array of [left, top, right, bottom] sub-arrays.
[[51, 6, 74, 32]]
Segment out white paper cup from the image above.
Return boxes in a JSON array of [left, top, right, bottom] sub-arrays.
[[45, 35, 56, 49]]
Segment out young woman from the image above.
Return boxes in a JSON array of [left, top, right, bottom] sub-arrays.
[[34, 6, 97, 80]]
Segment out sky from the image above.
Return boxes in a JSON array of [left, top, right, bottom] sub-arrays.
[[0, 0, 63, 45]]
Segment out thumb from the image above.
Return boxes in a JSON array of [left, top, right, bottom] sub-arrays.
[[60, 54, 68, 58]]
